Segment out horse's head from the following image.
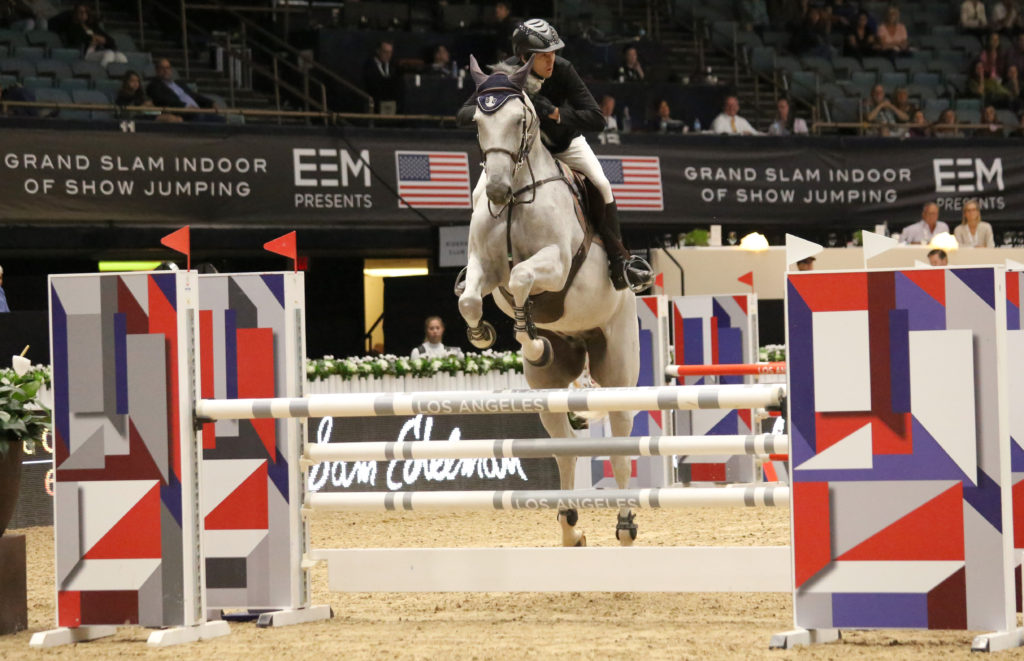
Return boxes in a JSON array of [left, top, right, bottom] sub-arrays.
[[468, 55, 537, 207]]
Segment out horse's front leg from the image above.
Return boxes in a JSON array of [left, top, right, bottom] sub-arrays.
[[507, 245, 567, 365], [458, 252, 500, 348]]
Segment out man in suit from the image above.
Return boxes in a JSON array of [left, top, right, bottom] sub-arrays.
[[363, 40, 399, 114], [147, 58, 224, 122]]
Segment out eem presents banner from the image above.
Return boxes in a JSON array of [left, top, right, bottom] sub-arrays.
[[0, 127, 1020, 225]]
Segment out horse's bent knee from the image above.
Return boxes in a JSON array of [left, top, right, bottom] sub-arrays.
[[458, 292, 482, 322]]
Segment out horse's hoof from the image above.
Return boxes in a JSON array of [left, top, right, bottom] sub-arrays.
[[575, 532, 587, 547], [525, 335, 552, 367], [616, 511, 637, 546], [466, 320, 496, 349]]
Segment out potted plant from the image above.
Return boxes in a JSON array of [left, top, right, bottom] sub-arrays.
[[0, 362, 51, 537]]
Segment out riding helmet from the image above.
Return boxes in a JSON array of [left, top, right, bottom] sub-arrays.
[[511, 19, 565, 57]]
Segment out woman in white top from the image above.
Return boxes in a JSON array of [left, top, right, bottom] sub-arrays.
[[953, 199, 996, 247], [410, 315, 461, 359]]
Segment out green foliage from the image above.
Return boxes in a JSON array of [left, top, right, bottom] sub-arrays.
[[306, 350, 524, 381], [682, 228, 710, 246], [0, 365, 52, 459]]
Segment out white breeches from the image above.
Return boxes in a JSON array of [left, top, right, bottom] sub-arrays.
[[553, 136, 614, 204]]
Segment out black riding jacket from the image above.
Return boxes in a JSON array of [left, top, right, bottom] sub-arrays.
[[456, 56, 604, 155]]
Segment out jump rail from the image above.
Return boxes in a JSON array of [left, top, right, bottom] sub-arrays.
[[665, 362, 787, 377], [197, 384, 787, 421], [305, 485, 790, 513], [304, 433, 788, 462]]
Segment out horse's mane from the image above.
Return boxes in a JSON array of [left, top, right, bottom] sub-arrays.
[[490, 61, 543, 96]]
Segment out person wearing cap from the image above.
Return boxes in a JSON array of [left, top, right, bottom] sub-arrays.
[[796, 256, 815, 271], [456, 18, 653, 292]]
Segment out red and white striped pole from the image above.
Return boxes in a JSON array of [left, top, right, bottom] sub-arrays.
[[665, 362, 786, 378]]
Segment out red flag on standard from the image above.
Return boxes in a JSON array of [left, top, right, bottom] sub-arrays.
[[738, 271, 754, 290], [654, 272, 664, 289], [160, 225, 190, 270], [264, 231, 297, 271]]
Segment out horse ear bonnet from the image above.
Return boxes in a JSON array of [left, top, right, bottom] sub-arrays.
[[475, 73, 523, 114]]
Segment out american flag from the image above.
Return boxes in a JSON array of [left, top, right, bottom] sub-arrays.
[[395, 151, 472, 209], [597, 156, 663, 211]]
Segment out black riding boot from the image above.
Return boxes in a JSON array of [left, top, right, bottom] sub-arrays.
[[600, 202, 654, 292]]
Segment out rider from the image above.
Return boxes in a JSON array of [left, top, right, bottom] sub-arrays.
[[457, 18, 654, 292]]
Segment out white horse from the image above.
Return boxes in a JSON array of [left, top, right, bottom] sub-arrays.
[[457, 56, 641, 546]]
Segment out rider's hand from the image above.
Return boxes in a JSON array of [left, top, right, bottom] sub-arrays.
[[532, 94, 555, 118]]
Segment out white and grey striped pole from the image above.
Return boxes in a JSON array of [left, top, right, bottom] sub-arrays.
[[305, 486, 789, 513], [304, 433, 788, 462], [197, 384, 787, 421]]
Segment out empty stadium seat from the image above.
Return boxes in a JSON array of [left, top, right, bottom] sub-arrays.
[[93, 78, 122, 99], [0, 58, 36, 79], [71, 89, 114, 119], [13, 46, 45, 61], [49, 48, 81, 63], [25, 29, 61, 50], [828, 97, 861, 123], [861, 56, 895, 74], [880, 71, 908, 89], [22, 76, 52, 90], [923, 97, 949, 122], [32, 87, 71, 117], [35, 59, 72, 80], [71, 60, 106, 81], [58, 78, 89, 93]]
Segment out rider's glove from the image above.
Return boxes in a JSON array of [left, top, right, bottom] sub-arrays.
[[531, 94, 556, 118]]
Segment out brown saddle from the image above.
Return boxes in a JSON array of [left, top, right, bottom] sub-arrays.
[[498, 163, 604, 324]]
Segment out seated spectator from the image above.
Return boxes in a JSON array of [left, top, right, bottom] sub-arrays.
[[961, 0, 989, 37], [876, 6, 911, 58], [1008, 33, 1024, 73], [364, 40, 399, 114], [969, 58, 1012, 102], [892, 87, 914, 118], [648, 99, 684, 133], [900, 202, 950, 244], [599, 94, 618, 131], [955, 198, 996, 247], [992, 0, 1024, 32], [63, 3, 127, 68], [0, 80, 35, 116], [829, 0, 858, 35], [737, 0, 769, 35], [934, 108, 965, 137], [147, 58, 224, 122], [116, 70, 182, 123], [428, 44, 456, 78], [617, 45, 644, 82], [712, 95, 760, 134], [3, 0, 56, 31], [789, 7, 831, 58], [908, 109, 932, 137], [975, 103, 1005, 135], [928, 249, 949, 266], [1006, 64, 1022, 108], [491, 2, 516, 63], [979, 32, 1007, 79], [865, 84, 908, 136], [768, 97, 808, 135], [845, 11, 878, 60]]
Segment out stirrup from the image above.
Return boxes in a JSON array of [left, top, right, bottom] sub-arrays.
[[453, 267, 467, 297], [623, 256, 654, 293]]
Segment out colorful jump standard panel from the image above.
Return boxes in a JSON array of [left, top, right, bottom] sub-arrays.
[[670, 294, 759, 484], [36, 272, 227, 647], [779, 267, 1020, 650], [197, 272, 329, 627]]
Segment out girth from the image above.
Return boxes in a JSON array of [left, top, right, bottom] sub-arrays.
[[498, 163, 594, 324]]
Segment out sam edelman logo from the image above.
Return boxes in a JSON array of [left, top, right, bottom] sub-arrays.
[[291, 147, 372, 209], [932, 157, 1006, 211]]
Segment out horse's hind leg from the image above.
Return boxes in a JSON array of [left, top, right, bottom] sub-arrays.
[[527, 334, 587, 547], [586, 299, 641, 545]]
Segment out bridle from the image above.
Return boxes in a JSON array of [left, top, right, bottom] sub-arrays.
[[477, 94, 572, 270], [478, 94, 539, 218]]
